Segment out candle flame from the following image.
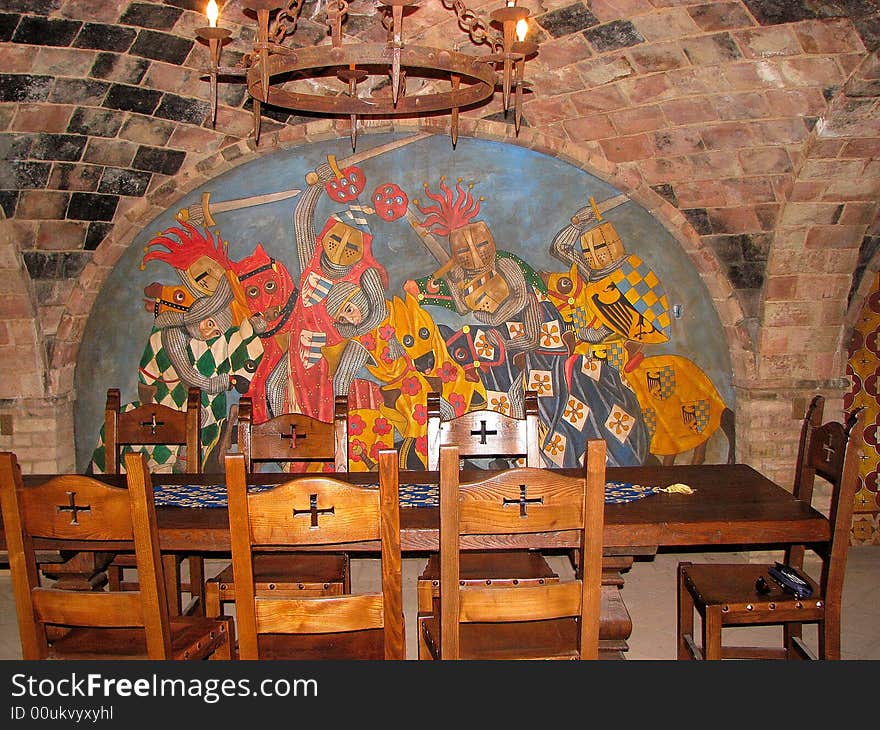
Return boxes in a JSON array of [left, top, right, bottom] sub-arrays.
[[516, 19, 528, 43], [207, 0, 219, 28]]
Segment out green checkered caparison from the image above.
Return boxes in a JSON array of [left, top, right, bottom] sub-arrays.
[[88, 319, 263, 474]]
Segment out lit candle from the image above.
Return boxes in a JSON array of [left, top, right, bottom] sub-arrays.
[[516, 18, 528, 42], [207, 0, 219, 28]]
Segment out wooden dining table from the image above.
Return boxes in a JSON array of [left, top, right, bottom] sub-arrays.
[[2, 462, 829, 658]]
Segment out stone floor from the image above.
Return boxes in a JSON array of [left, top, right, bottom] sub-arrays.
[[1, 546, 878, 660]]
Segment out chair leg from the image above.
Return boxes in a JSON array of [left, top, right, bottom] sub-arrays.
[[783, 621, 803, 659], [208, 617, 235, 660], [702, 605, 723, 660], [677, 562, 695, 660], [417, 617, 437, 660], [162, 554, 183, 615], [107, 564, 123, 591], [342, 553, 351, 594], [187, 556, 206, 616], [820, 607, 841, 660], [205, 579, 222, 618]]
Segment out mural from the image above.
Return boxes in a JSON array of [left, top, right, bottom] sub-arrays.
[[75, 133, 734, 473]]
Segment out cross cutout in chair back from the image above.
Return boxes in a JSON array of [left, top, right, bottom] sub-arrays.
[[140, 413, 164, 435], [502, 484, 543, 517], [293, 494, 335, 528], [57, 491, 91, 525], [469, 420, 498, 445], [280, 426, 306, 449], [822, 435, 835, 462]]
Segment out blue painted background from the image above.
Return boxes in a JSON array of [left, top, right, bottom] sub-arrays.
[[74, 132, 733, 470]]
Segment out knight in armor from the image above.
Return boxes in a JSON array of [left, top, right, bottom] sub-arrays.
[[288, 163, 389, 421]]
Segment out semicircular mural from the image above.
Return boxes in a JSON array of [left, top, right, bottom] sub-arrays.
[[74, 132, 734, 473]]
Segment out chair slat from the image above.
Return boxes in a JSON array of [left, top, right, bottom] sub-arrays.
[[254, 593, 385, 634], [247, 479, 380, 546], [238, 395, 348, 471], [426, 390, 542, 469], [117, 403, 190, 445], [32, 588, 144, 627], [20, 476, 133, 541], [459, 582, 583, 623], [458, 469, 585, 534]]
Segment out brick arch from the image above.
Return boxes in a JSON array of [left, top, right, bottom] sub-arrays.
[[760, 50, 880, 390], [845, 207, 880, 336], [0, 211, 48, 400], [48, 119, 748, 394]]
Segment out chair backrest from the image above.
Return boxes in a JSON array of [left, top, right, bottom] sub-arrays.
[[426, 390, 541, 470], [104, 387, 202, 474], [225, 448, 404, 659], [0, 451, 174, 659], [788, 398, 865, 606], [437, 439, 607, 660], [785, 395, 826, 569], [237, 395, 349, 472]]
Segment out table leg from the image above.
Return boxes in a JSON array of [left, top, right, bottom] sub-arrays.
[[599, 555, 634, 659], [39, 551, 116, 641], [598, 548, 659, 659], [40, 551, 114, 591]]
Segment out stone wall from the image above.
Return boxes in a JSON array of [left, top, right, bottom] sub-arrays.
[[1, 1, 879, 486]]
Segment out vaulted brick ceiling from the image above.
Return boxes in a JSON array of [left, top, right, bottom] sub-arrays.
[[1, 0, 880, 401]]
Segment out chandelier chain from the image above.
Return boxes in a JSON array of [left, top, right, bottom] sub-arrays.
[[443, 0, 504, 52], [271, 0, 309, 44]]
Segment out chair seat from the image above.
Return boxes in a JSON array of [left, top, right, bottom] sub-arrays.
[[46, 616, 232, 660], [417, 550, 558, 613], [420, 613, 580, 660], [421, 550, 559, 583], [209, 553, 348, 596], [681, 563, 823, 621], [205, 553, 349, 617], [256, 629, 387, 660]]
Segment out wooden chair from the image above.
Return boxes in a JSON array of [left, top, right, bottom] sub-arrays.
[[225, 448, 405, 659], [677, 396, 866, 660], [0, 451, 233, 660], [417, 390, 559, 656], [425, 390, 542, 470], [204, 395, 350, 618], [103, 386, 206, 616], [419, 439, 607, 659]]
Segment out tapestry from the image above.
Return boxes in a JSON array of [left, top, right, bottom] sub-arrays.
[[845, 270, 880, 544]]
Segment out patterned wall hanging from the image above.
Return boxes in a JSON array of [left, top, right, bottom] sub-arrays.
[[846, 270, 880, 544]]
